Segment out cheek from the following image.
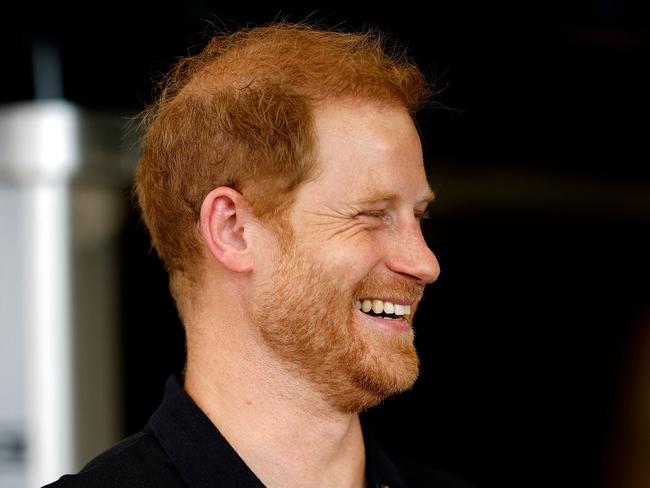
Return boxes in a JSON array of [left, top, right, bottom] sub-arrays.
[[325, 238, 382, 281]]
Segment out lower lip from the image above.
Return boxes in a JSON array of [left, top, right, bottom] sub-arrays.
[[355, 308, 411, 333]]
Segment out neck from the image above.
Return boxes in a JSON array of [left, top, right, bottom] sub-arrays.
[[183, 318, 367, 488]]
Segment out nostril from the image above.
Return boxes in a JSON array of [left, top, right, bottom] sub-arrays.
[[385, 250, 440, 285]]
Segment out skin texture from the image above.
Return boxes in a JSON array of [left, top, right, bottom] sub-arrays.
[[184, 99, 439, 488], [250, 99, 439, 413]]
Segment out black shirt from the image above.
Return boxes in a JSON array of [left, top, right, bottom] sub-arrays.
[[45, 375, 472, 487]]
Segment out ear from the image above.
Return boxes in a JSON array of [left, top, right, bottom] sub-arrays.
[[199, 186, 254, 273]]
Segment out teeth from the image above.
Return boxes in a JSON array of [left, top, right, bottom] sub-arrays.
[[356, 298, 411, 316]]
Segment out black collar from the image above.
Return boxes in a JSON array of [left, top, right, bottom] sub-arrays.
[[147, 375, 407, 488]]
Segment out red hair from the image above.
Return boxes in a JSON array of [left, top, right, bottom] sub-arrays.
[[135, 21, 432, 300]]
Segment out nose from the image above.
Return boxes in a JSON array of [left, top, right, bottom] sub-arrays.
[[385, 222, 440, 285]]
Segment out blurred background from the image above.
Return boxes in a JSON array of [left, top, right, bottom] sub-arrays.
[[0, 2, 648, 487]]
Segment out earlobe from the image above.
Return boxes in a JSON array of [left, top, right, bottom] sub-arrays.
[[199, 187, 254, 273]]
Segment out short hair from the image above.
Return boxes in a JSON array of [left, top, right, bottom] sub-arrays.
[[135, 21, 432, 300]]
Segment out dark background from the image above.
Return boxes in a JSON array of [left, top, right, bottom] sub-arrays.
[[4, 2, 649, 487]]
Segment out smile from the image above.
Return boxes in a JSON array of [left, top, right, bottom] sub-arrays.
[[354, 299, 411, 320]]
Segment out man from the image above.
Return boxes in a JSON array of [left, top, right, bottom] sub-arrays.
[[46, 21, 471, 488]]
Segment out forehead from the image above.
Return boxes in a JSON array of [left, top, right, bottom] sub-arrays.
[[304, 100, 431, 204]]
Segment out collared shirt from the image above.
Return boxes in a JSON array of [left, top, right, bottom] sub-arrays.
[[45, 375, 472, 488]]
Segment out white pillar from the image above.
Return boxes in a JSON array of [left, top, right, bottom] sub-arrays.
[[0, 101, 132, 487], [24, 183, 75, 487]]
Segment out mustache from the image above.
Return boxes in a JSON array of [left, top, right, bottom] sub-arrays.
[[354, 275, 425, 304]]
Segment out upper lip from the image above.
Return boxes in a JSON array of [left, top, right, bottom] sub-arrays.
[[357, 297, 414, 306]]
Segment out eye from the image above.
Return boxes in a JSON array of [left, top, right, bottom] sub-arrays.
[[415, 211, 430, 222], [357, 210, 391, 225], [362, 211, 386, 219]]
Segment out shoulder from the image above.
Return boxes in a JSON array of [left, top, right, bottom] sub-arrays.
[[42, 429, 187, 488], [395, 457, 476, 488]]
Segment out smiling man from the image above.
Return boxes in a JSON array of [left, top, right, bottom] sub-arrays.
[[244, 100, 438, 416], [46, 21, 471, 488]]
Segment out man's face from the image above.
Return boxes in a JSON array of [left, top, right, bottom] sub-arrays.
[[249, 99, 440, 413]]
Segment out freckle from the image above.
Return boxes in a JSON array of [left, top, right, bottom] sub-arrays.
[[245, 400, 252, 406]]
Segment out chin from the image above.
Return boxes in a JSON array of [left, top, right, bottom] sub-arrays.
[[327, 346, 420, 413]]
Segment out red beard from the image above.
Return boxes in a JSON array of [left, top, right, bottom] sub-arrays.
[[250, 238, 423, 413]]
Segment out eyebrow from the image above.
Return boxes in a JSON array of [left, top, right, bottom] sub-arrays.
[[355, 187, 436, 205]]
